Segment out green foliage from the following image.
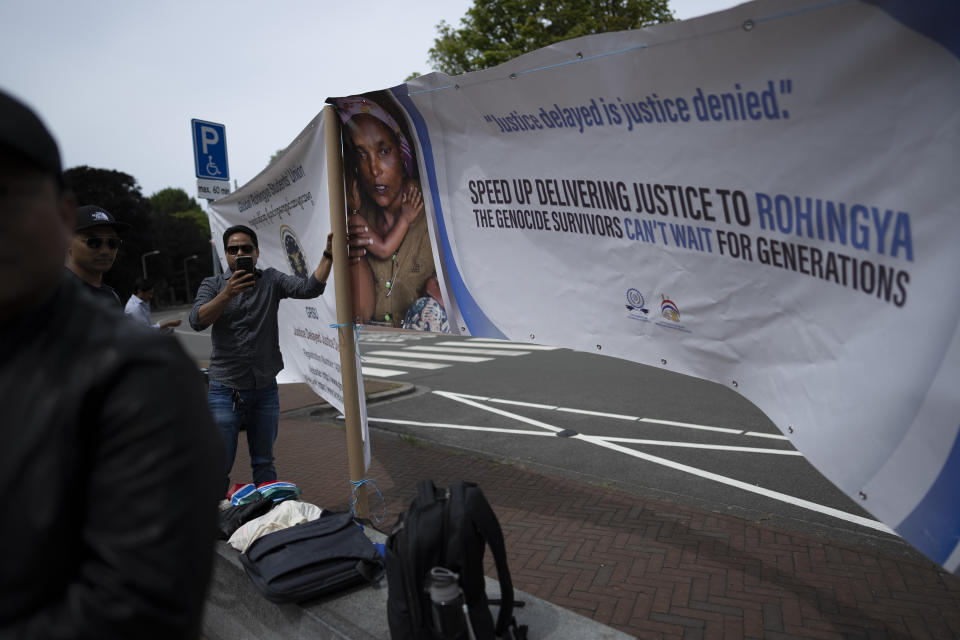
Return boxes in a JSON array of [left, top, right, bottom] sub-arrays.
[[173, 208, 210, 232], [149, 187, 209, 236], [428, 0, 674, 75], [150, 187, 199, 217], [268, 149, 285, 165], [147, 188, 213, 304]]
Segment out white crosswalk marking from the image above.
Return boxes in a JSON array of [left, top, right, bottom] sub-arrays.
[[455, 340, 559, 350], [357, 333, 556, 378], [403, 345, 529, 356], [358, 332, 437, 343], [367, 350, 492, 363], [358, 366, 407, 378], [361, 356, 449, 370]]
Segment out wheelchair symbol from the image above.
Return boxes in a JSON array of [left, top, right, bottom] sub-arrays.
[[205, 155, 221, 177]]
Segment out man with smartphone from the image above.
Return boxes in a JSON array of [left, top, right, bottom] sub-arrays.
[[190, 224, 336, 494]]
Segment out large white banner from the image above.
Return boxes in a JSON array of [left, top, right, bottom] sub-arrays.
[[207, 113, 353, 415], [394, 0, 960, 572]]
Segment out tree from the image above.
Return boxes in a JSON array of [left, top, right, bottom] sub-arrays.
[[148, 188, 213, 305], [427, 0, 674, 75]]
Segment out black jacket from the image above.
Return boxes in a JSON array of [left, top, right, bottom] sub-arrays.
[[0, 275, 222, 639]]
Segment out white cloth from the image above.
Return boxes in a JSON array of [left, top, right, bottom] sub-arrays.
[[228, 500, 323, 553]]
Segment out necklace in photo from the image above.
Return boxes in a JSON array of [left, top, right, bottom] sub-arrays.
[[385, 251, 398, 297]]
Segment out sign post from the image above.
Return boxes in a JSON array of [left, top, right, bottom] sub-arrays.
[[191, 119, 230, 200]]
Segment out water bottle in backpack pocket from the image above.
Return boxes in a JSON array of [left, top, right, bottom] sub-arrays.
[[385, 479, 527, 639]]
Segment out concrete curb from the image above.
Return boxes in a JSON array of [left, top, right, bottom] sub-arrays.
[[281, 382, 417, 420], [356, 382, 418, 408], [202, 530, 633, 640]]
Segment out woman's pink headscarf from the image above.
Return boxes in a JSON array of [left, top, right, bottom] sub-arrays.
[[335, 95, 414, 178]]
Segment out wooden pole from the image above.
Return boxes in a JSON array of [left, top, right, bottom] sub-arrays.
[[324, 104, 368, 518]]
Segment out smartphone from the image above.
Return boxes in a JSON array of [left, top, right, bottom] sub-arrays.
[[235, 256, 255, 279]]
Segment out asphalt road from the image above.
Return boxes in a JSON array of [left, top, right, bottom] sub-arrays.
[[162, 309, 904, 552]]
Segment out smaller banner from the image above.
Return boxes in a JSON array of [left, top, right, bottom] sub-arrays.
[[208, 113, 348, 412]]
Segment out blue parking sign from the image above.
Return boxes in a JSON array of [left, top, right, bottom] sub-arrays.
[[191, 119, 229, 181]]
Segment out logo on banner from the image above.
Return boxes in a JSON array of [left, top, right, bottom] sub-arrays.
[[653, 294, 690, 333], [660, 294, 680, 322], [280, 225, 308, 278], [625, 288, 650, 322]]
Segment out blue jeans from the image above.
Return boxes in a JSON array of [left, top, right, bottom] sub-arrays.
[[208, 380, 280, 493]]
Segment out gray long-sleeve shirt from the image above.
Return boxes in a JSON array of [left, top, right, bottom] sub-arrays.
[[189, 267, 325, 389]]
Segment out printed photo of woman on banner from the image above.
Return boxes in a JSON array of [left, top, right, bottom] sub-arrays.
[[331, 90, 448, 333]]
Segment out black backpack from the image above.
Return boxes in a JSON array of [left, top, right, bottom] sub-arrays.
[[240, 511, 385, 603], [385, 480, 527, 639]]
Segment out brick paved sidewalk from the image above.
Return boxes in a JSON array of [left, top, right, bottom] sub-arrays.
[[228, 384, 960, 639]]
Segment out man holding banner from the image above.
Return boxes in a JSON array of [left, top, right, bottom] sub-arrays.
[[190, 224, 336, 493]]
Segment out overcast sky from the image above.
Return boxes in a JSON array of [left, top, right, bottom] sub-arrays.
[[0, 0, 740, 203]]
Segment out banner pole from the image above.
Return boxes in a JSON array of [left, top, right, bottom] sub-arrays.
[[324, 104, 368, 519]]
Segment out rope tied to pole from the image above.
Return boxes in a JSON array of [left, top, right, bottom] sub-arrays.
[[329, 321, 364, 343], [350, 477, 386, 524]]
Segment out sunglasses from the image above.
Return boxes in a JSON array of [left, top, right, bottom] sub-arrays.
[[225, 244, 255, 255], [85, 236, 123, 250]]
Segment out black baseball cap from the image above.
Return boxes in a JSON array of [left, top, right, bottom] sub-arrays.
[[0, 88, 62, 178], [75, 205, 131, 233]]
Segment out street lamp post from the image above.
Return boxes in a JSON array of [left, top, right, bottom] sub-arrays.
[[141, 250, 160, 280], [183, 254, 199, 303]]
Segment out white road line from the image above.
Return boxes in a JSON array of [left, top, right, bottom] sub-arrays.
[[640, 418, 742, 434], [945, 541, 960, 574], [368, 417, 552, 436], [578, 434, 894, 533], [744, 431, 790, 440], [459, 395, 783, 440], [598, 437, 802, 455], [459, 339, 559, 350], [485, 398, 558, 410], [433, 390, 565, 433], [359, 366, 407, 378], [368, 350, 492, 363], [556, 407, 640, 420], [361, 356, 449, 370], [442, 392, 489, 401], [412, 391, 887, 533], [404, 345, 529, 356]]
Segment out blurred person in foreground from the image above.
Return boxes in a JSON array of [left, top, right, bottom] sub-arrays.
[[0, 88, 222, 639]]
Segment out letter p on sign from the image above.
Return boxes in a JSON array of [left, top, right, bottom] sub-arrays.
[[200, 126, 219, 154]]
